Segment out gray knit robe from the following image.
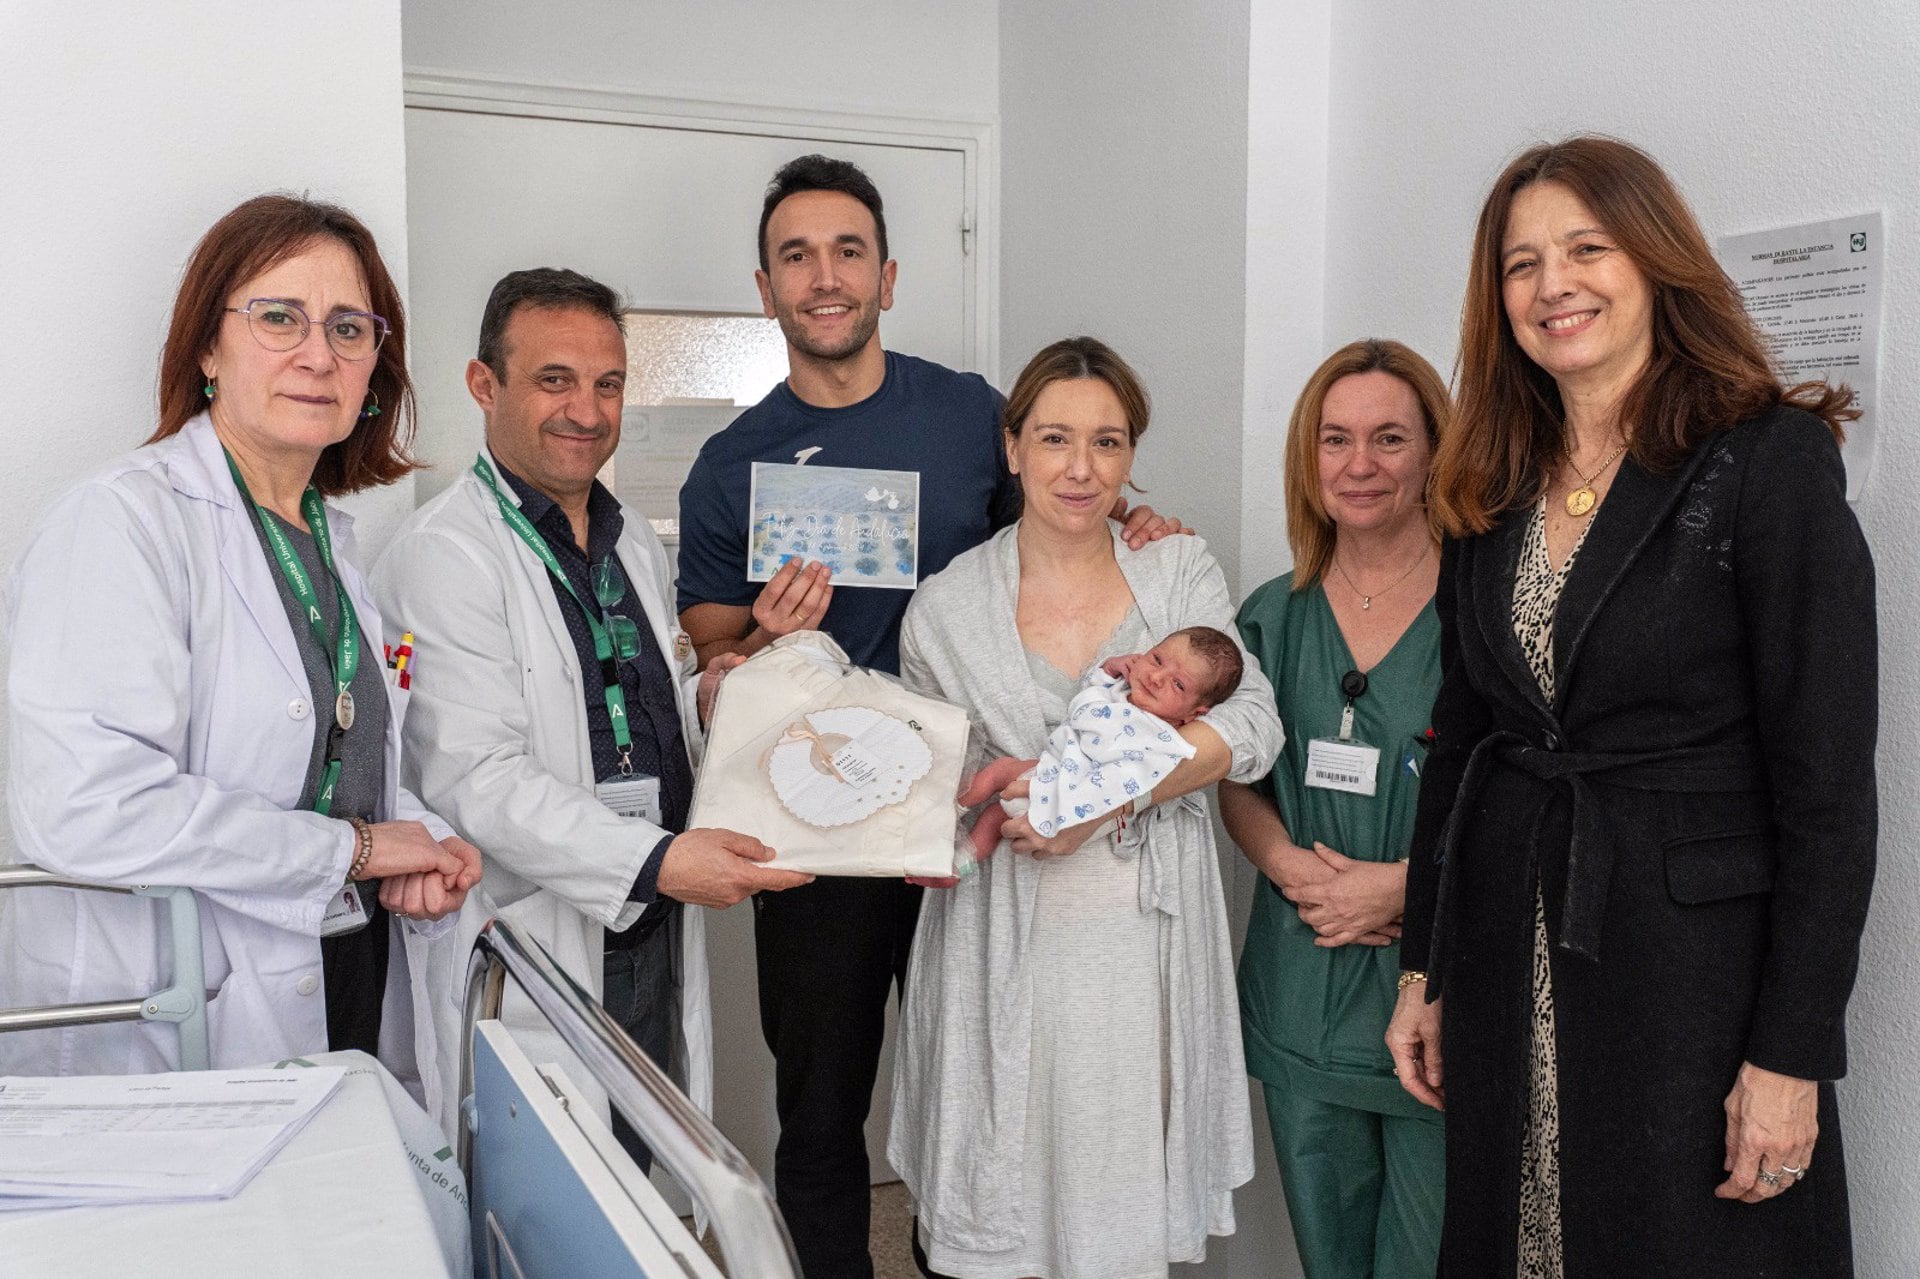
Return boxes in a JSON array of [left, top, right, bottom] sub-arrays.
[[887, 524, 1283, 1264]]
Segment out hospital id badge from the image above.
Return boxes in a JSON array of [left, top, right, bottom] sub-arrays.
[[1306, 737, 1380, 797], [596, 774, 663, 825], [320, 882, 371, 937]]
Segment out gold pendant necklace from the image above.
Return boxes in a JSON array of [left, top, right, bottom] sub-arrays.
[[1333, 542, 1430, 610], [1564, 441, 1628, 517]]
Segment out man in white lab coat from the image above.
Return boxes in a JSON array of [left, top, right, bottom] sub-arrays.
[[372, 268, 810, 1148]]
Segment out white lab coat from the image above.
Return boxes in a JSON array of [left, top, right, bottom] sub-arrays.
[[0, 415, 456, 1088], [370, 450, 712, 1138]]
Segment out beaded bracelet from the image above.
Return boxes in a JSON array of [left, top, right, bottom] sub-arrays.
[[347, 817, 375, 882]]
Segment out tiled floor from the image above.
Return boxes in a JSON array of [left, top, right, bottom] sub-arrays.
[[692, 1180, 918, 1277]]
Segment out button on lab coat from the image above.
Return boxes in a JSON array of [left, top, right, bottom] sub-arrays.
[[1, 415, 455, 1091]]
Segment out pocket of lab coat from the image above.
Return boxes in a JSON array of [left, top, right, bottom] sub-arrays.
[[386, 681, 412, 732]]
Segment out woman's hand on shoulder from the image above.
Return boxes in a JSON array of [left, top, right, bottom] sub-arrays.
[[1109, 498, 1192, 549]]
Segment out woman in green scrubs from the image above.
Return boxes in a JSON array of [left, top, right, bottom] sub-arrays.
[[1223, 339, 1450, 1278]]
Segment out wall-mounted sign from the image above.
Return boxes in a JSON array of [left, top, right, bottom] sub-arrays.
[[1717, 212, 1883, 499]]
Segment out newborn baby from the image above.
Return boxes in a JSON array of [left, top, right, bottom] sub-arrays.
[[968, 625, 1245, 861]]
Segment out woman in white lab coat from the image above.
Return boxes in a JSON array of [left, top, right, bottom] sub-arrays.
[[0, 195, 481, 1086]]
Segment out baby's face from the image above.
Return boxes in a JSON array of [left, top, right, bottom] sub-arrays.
[[1127, 635, 1213, 725]]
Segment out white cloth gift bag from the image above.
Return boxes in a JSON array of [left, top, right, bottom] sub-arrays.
[[687, 631, 968, 877]]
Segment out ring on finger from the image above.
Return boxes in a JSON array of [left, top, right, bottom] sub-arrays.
[[1756, 1168, 1782, 1188], [1782, 1164, 1807, 1179]]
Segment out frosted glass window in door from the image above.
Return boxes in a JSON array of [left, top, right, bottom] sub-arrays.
[[614, 311, 788, 540], [622, 311, 788, 407]]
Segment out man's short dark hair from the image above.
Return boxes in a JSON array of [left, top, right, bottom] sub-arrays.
[[757, 154, 889, 272], [1174, 626, 1246, 708], [476, 268, 624, 375]]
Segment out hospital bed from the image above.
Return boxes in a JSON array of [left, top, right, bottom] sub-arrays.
[[0, 868, 799, 1279]]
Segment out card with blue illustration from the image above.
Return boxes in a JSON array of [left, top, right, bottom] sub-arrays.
[[747, 462, 921, 589]]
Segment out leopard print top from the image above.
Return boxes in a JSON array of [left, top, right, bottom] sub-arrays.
[[1511, 500, 1592, 1277]]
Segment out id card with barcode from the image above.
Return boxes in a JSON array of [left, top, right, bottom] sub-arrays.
[[596, 774, 663, 825], [1305, 737, 1380, 797]]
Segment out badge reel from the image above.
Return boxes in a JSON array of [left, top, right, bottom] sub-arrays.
[[1306, 669, 1381, 797]]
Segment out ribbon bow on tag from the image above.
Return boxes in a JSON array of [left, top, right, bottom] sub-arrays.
[[760, 716, 854, 782]]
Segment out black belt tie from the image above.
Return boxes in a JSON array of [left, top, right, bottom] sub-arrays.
[[1425, 731, 1764, 999]]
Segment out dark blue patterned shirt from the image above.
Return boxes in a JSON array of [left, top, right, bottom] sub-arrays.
[[499, 465, 688, 933]]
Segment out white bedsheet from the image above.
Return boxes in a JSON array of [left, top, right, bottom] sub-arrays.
[[0, 1053, 452, 1278]]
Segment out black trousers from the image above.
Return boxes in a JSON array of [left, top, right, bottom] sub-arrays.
[[602, 912, 680, 1174], [755, 877, 922, 1279]]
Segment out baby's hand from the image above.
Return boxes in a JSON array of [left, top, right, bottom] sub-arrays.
[[1101, 653, 1140, 681]]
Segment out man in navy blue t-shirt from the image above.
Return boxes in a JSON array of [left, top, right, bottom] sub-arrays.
[[677, 155, 1175, 1278], [677, 350, 1016, 674]]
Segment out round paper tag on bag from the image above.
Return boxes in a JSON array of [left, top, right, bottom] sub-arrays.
[[765, 705, 933, 828]]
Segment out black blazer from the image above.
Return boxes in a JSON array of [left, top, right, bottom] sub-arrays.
[[1402, 405, 1875, 1273]]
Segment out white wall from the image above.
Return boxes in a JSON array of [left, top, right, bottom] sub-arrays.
[[402, 0, 998, 120], [0, 1, 414, 854], [1241, 0, 1330, 596], [999, 0, 1254, 594], [1222, 9, 1331, 1274], [0, 1, 416, 557], [1279, 0, 1920, 1269]]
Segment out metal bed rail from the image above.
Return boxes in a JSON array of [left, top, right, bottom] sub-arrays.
[[0, 864, 210, 1070], [460, 917, 800, 1279]]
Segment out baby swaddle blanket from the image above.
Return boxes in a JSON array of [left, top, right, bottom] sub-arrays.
[[1022, 666, 1197, 837], [687, 631, 969, 877]]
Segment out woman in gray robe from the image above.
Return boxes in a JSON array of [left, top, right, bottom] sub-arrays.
[[889, 337, 1284, 1278]]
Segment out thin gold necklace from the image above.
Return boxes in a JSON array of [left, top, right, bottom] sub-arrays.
[[1333, 542, 1430, 610], [1565, 441, 1628, 517]]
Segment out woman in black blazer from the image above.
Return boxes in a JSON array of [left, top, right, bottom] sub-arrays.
[[1386, 135, 1874, 1276]]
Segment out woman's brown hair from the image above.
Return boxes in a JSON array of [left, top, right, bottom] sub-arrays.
[[1285, 339, 1451, 589], [152, 194, 417, 495], [1435, 135, 1853, 535], [1003, 336, 1151, 447]]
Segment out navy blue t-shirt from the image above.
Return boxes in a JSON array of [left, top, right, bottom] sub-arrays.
[[676, 350, 1019, 674]]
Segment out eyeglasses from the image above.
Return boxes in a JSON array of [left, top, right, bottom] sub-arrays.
[[224, 298, 390, 361], [591, 557, 642, 660]]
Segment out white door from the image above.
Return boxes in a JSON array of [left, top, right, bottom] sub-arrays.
[[404, 104, 976, 1191], [404, 106, 974, 495]]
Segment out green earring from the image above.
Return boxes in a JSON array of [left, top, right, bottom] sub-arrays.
[[359, 389, 381, 419], [202, 379, 217, 401]]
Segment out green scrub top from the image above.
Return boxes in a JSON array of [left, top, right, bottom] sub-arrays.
[[1235, 572, 1440, 1117]]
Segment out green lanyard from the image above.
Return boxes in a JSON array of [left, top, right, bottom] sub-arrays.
[[472, 454, 635, 773], [224, 451, 361, 816]]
